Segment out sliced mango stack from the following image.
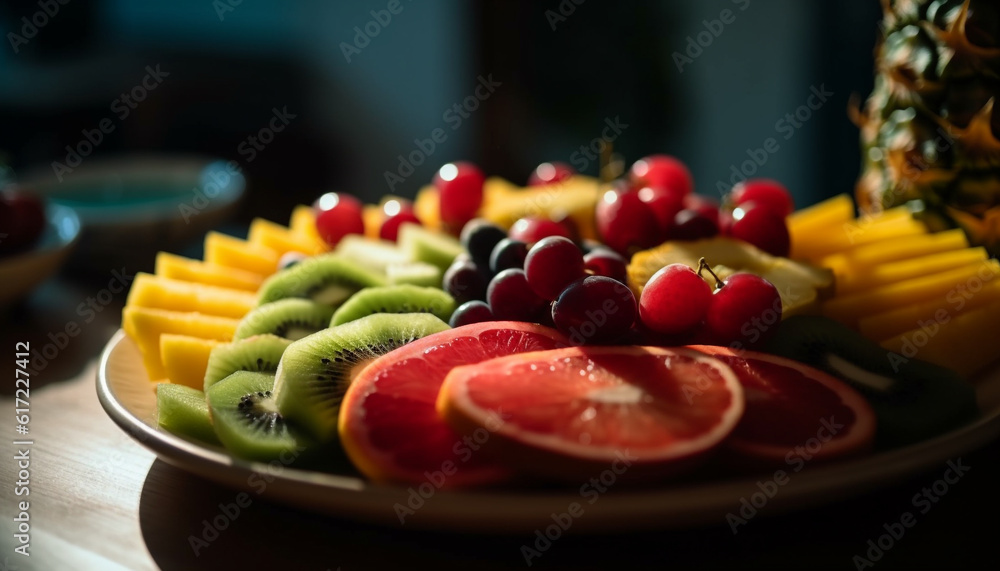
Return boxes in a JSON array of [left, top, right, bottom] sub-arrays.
[[123, 209, 325, 385], [789, 194, 1000, 378]]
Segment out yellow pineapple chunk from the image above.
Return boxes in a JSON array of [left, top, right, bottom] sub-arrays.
[[248, 218, 325, 257], [204, 232, 280, 276], [127, 273, 257, 319], [123, 307, 239, 380], [155, 252, 264, 292], [792, 209, 926, 262], [788, 194, 855, 259], [822, 259, 1000, 327], [290, 204, 325, 245], [880, 299, 1000, 379], [160, 334, 222, 389], [835, 247, 988, 295], [859, 276, 1000, 341], [819, 228, 968, 284], [363, 204, 383, 239], [413, 186, 441, 231], [481, 176, 600, 240]]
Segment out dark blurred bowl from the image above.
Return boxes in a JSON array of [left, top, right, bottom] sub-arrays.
[[20, 155, 245, 272], [0, 203, 80, 306]]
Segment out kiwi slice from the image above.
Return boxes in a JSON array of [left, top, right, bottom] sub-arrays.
[[257, 253, 386, 306], [765, 315, 978, 448], [275, 312, 451, 441], [206, 371, 311, 462], [203, 334, 292, 390], [398, 223, 464, 272], [234, 299, 335, 341], [386, 261, 443, 287], [156, 383, 221, 445], [330, 285, 456, 326]]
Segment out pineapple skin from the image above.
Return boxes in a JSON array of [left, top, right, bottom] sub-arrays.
[[856, 0, 1000, 253]]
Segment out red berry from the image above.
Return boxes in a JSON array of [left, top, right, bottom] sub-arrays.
[[434, 162, 485, 231], [527, 162, 575, 186], [486, 268, 548, 321], [682, 194, 720, 226], [629, 155, 693, 196], [637, 186, 684, 235], [729, 179, 794, 218], [508, 216, 572, 245], [524, 236, 585, 301], [379, 199, 421, 242], [583, 248, 628, 283], [314, 192, 364, 247], [639, 264, 713, 335], [703, 272, 782, 347], [670, 209, 718, 241], [729, 202, 791, 257], [595, 188, 662, 256]]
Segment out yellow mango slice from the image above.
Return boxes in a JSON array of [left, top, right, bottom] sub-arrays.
[[880, 299, 1000, 379], [836, 247, 988, 296], [248, 218, 325, 257], [822, 259, 1000, 326], [204, 232, 280, 276], [289, 204, 325, 245], [819, 229, 968, 285], [155, 252, 264, 292], [126, 273, 257, 319], [793, 211, 927, 262], [788, 194, 855, 260], [859, 276, 1000, 341], [123, 307, 239, 381], [160, 334, 222, 389]]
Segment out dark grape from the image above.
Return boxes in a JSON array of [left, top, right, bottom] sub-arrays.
[[449, 300, 494, 328], [489, 238, 528, 274], [486, 269, 548, 321], [551, 276, 637, 344]]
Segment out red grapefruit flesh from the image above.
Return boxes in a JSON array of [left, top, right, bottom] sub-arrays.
[[437, 346, 744, 481], [338, 321, 570, 487], [688, 345, 876, 465]]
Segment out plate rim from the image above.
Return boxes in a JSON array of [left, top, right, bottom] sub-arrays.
[[96, 329, 1000, 533]]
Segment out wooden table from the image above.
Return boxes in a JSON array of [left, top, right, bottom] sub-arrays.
[[3, 275, 1000, 571]]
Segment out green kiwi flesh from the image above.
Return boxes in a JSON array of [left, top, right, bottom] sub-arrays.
[[206, 371, 311, 462], [330, 285, 456, 326], [156, 383, 220, 445], [765, 315, 978, 448], [257, 253, 386, 306], [398, 223, 464, 271], [203, 334, 292, 390], [274, 312, 451, 441], [386, 261, 443, 287], [234, 299, 335, 341]]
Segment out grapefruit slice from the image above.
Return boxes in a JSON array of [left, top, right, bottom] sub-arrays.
[[338, 321, 570, 487], [688, 345, 876, 466], [437, 346, 744, 481]]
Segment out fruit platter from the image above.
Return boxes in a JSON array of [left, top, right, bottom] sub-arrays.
[[96, 2, 1000, 531]]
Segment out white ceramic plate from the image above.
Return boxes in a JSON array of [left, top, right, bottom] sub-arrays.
[[97, 329, 1000, 533]]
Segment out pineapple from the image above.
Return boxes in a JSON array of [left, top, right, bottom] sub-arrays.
[[855, 0, 1000, 253]]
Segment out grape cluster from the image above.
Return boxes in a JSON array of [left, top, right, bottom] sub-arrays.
[[444, 218, 637, 344]]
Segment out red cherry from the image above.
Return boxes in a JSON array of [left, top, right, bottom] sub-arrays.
[[508, 216, 572, 245], [703, 272, 782, 347], [629, 155, 693, 196], [639, 263, 713, 335], [637, 186, 684, 235], [313, 192, 364, 247], [434, 161, 485, 231], [729, 201, 791, 257], [729, 179, 794, 218], [670, 209, 718, 241], [527, 162, 575, 186], [682, 193, 721, 226], [582, 248, 628, 283], [595, 188, 662, 256], [379, 198, 421, 242]]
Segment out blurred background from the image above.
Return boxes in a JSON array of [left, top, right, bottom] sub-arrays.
[[0, 0, 882, 272]]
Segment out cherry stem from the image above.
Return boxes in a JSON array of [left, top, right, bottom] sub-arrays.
[[697, 257, 724, 290]]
